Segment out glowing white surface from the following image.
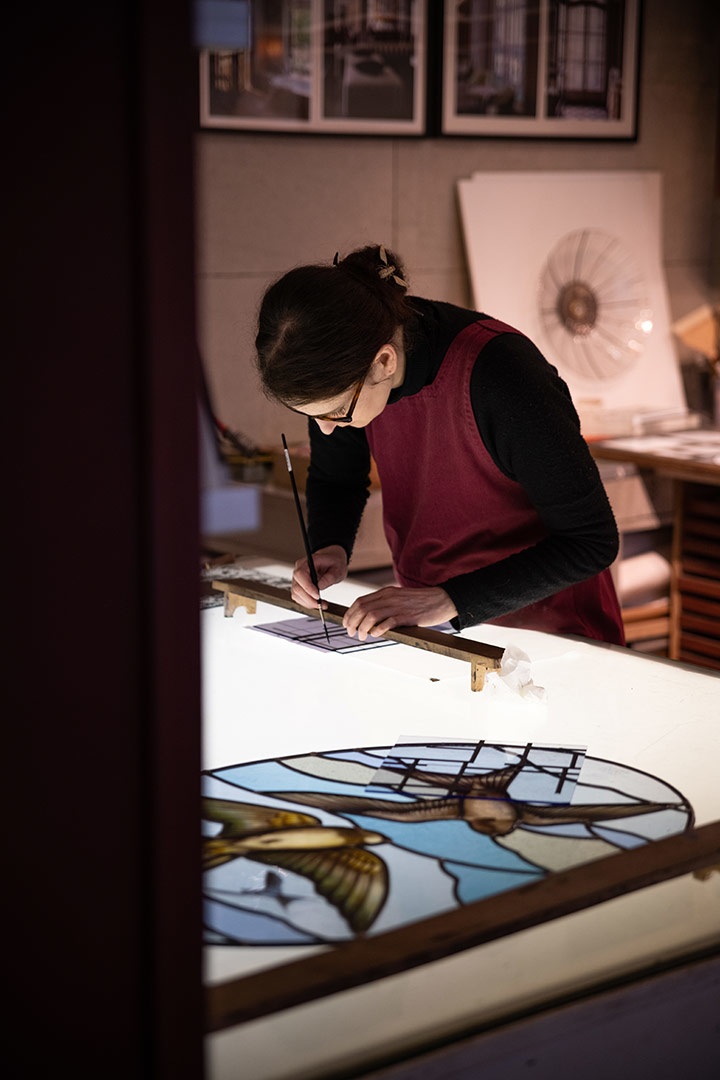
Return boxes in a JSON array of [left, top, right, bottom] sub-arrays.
[[203, 567, 720, 1080]]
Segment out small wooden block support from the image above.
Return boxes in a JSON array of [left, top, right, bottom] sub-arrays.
[[223, 592, 256, 617], [471, 658, 502, 691], [211, 577, 504, 692]]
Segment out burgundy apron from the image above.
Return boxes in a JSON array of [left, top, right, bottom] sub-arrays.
[[365, 318, 625, 645]]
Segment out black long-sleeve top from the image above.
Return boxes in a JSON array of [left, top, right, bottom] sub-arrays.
[[306, 297, 619, 631]]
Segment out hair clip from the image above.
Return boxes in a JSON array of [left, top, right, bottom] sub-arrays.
[[377, 244, 408, 288]]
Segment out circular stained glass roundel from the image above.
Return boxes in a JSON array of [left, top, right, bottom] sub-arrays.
[[538, 229, 654, 381], [202, 741, 693, 946]]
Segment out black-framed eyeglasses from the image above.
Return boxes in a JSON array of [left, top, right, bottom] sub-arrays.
[[291, 373, 367, 424]]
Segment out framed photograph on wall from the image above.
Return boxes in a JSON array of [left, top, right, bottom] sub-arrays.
[[442, 0, 640, 138], [198, 0, 427, 135]]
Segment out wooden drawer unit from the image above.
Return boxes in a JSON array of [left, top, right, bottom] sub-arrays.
[[671, 484, 720, 671]]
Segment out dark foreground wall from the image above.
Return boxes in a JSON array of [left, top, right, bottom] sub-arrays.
[[5, 3, 203, 1076]]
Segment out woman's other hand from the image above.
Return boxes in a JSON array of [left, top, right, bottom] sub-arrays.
[[343, 586, 458, 641], [292, 545, 348, 609]]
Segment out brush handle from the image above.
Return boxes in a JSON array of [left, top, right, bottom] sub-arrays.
[[281, 434, 320, 592]]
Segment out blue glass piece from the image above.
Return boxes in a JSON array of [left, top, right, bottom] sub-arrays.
[[204, 898, 319, 944], [505, 745, 587, 804], [215, 761, 377, 797], [571, 785, 639, 803], [589, 826, 648, 849], [594, 806, 692, 842], [346, 813, 542, 873], [521, 822, 594, 838], [444, 860, 544, 904]]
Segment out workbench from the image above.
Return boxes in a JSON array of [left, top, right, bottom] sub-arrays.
[[590, 430, 720, 670], [202, 560, 720, 1080]]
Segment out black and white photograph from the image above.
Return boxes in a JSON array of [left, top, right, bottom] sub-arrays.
[[199, 1, 313, 130], [199, 0, 427, 134], [322, 0, 421, 125], [442, 0, 639, 137], [449, 0, 541, 121]]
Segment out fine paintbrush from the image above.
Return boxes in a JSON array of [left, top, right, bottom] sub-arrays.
[[281, 434, 331, 644]]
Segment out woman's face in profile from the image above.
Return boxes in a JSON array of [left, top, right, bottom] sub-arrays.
[[292, 343, 405, 434]]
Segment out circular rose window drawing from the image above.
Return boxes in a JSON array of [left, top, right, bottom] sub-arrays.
[[538, 228, 654, 381]]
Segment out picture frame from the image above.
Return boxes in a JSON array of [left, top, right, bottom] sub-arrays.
[[198, 0, 428, 135], [442, 0, 640, 138]]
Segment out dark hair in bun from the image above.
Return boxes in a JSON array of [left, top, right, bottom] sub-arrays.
[[255, 244, 413, 406]]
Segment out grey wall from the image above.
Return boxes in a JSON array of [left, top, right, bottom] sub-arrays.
[[196, 0, 719, 447]]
